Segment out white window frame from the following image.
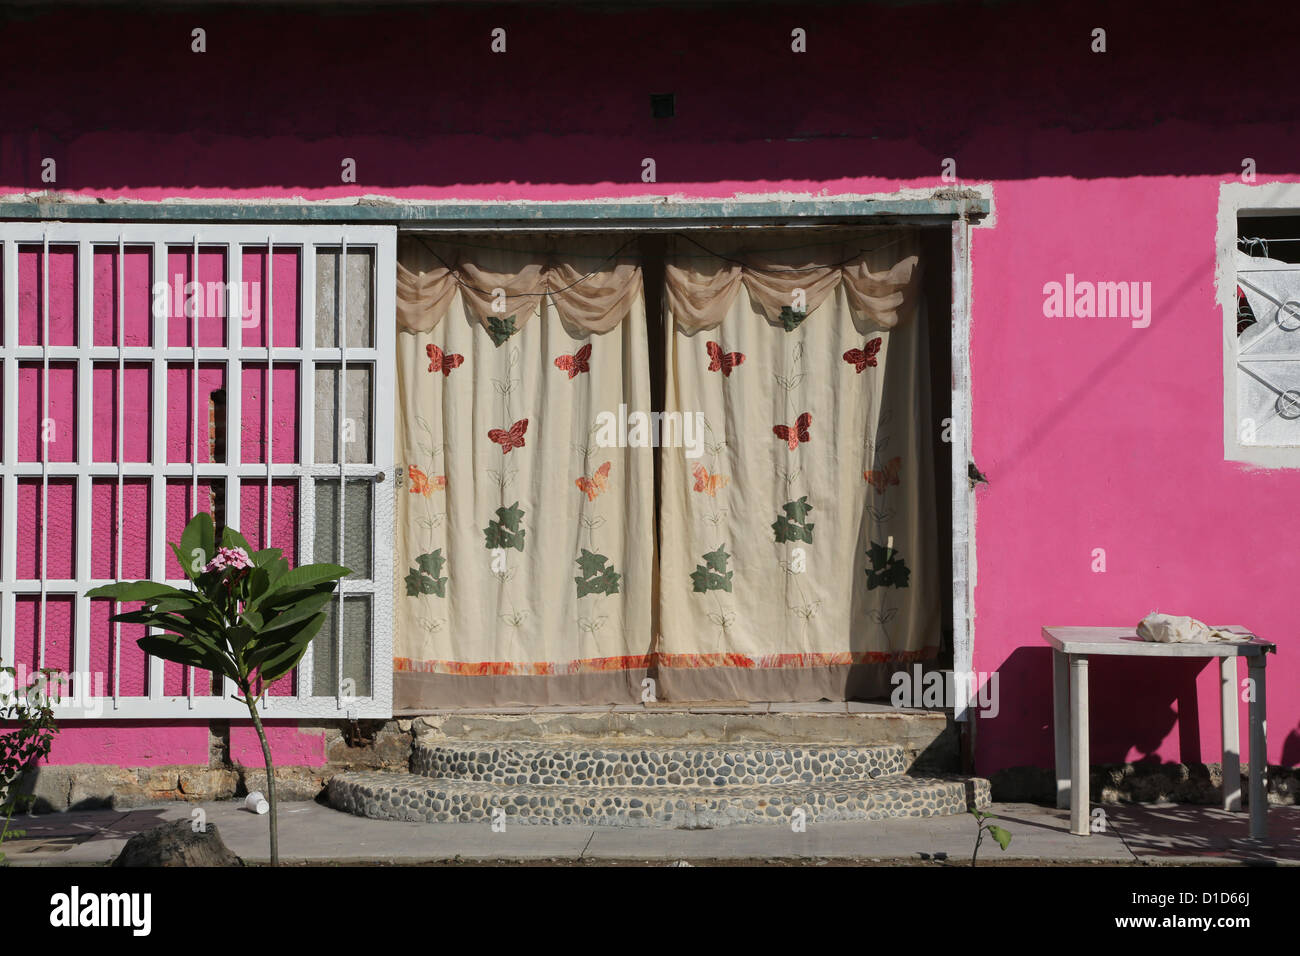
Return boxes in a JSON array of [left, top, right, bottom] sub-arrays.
[[0, 222, 395, 719], [1219, 182, 1300, 467]]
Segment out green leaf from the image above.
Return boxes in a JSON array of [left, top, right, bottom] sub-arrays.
[[988, 825, 1012, 851], [84, 581, 188, 602], [416, 551, 445, 579], [405, 550, 448, 597], [258, 589, 337, 634], [779, 306, 807, 332], [483, 504, 526, 551], [178, 513, 216, 580], [254, 613, 328, 683], [865, 540, 911, 590], [136, 634, 226, 676], [251, 548, 283, 568], [487, 314, 518, 347], [574, 550, 621, 598], [691, 546, 733, 593], [219, 526, 254, 556], [702, 545, 730, 573], [783, 496, 813, 523], [253, 563, 351, 608], [575, 549, 608, 579], [772, 500, 815, 544]]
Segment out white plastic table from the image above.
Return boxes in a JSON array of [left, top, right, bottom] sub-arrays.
[[1041, 626, 1276, 839]]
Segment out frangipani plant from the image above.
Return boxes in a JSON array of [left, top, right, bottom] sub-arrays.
[[87, 513, 349, 866]]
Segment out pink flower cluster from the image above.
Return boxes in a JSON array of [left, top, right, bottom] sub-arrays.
[[205, 546, 253, 574]]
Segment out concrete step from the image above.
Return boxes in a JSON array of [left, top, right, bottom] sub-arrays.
[[328, 770, 992, 828], [411, 741, 908, 788]]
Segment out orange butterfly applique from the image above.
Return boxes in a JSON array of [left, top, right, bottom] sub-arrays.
[[575, 461, 612, 501], [864, 457, 902, 494], [843, 338, 882, 373], [426, 343, 465, 376], [488, 419, 529, 454], [692, 463, 730, 496], [554, 343, 592, 379], [773, 412, 812, 450], [706, 340, 746, 377], [408, 465, 445, 497]]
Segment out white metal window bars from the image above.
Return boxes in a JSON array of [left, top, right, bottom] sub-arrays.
[[0, 223, 395, 719], [1235, 236, 1300, 434]]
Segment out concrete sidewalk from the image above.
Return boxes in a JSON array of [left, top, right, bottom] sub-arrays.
[[4, 801, 1297, 866]]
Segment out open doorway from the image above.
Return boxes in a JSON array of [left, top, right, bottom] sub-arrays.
[[392, 225, 955, 707]]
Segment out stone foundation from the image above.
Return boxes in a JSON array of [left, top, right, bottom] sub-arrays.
[[990, 762, 1300, 806], [16, 718, 415, 812]]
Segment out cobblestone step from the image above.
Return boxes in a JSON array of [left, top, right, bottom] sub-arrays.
[[411, 740, 908, 788], [328, 771, 992, 828]]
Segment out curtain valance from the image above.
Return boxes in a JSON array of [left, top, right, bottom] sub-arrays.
[[397, 236, 642, 336], [664, 231, 921, 333]]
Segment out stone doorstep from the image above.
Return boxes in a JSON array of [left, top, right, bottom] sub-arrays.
[[327, 770, 993, 828], [409, 740, 910, 787]]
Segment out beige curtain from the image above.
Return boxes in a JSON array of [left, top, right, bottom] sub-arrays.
[[656, 229, 940, 701], [393, 237, 654, 707]]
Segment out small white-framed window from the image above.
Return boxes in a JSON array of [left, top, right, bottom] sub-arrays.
[[1221, 183, 1300, 467], [0, 222, 396, 719]]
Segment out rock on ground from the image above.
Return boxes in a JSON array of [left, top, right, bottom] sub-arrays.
[[112, 819, 244, 867]]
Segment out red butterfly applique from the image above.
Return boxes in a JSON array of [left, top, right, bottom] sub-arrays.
[[773, 412, 812, 450], [426, 343, 465, 376], [863, 457, 902, 494], [554, 343, 592, 380], [706, 340, 746, 377], [842, 338, 883, 373], [488, 419, 529, 454]]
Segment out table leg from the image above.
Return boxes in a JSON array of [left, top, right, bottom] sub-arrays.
[[1220, 656, 1241, 812], [1247, 655, 1268, 839], [1053, 649, 1070, 809], [1069, 654, 1089, 836]]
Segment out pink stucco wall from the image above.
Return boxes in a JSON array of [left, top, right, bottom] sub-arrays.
[[3, 1, 1299, 773]]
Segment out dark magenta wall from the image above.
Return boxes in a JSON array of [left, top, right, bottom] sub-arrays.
[[4, 1, 1300, 774]]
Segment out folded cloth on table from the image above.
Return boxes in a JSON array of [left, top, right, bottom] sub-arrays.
[[1137, 612, 1239, 643]]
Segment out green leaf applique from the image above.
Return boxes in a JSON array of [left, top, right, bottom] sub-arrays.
[[691, 544, 734, 594], [405, 549, 447, 597], [772, 496, 815, 543], [778, 306, 807, 332], [487, 314, 518, 347], [865, 540, 910, 589], [574, 549, 621, 598], [483, 502, 526, 551]]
